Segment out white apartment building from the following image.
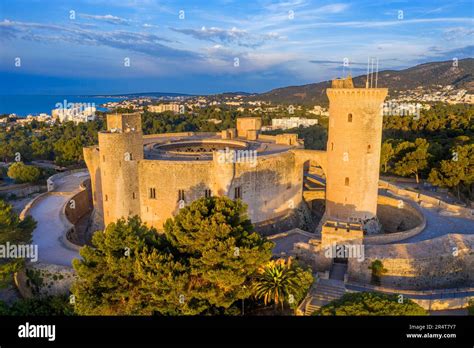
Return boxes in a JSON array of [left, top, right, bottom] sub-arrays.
[[52, 103, 96, 124], [148, 103, 181, 113], [271, 117, 318, 130]]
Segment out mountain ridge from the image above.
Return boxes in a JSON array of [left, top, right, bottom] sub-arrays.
[[249, 58, 474, 106]]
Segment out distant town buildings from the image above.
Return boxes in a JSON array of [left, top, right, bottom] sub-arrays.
[[148, 103, 181, 113], [308, 105, 329, 116], [271, 117, 318, 130], [382, 102, 427, 117], [391, 85, 473, 104], [52, 104, 96, 124]]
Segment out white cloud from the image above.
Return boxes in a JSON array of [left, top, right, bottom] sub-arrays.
[[170, 26, 285, 47], [79, 14, 131, 25]]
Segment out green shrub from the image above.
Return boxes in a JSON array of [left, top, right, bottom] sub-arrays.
[[7, 162, 41, 184], [314, 292, 427, 316]]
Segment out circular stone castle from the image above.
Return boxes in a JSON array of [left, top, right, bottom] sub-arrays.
[[84, 77, 394, 242]]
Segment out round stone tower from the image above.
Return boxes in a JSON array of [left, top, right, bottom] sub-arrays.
[[99, 113, 144, 227], [324, 77, 387, 228]]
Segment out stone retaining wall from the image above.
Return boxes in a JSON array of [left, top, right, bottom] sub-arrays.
[[62, 178, 92, 249], [365, 195, 426, 245], [348, 234, 474, 290], [47, 169, 86, 192], [19, 191, 50, 220], [379, 180, 474, 220], [0, 184, 45, 199], [64, 179, 92, 225]]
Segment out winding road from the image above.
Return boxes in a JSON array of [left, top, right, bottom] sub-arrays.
[[30, 171, 88, 266], [384, 191, 474, 244]]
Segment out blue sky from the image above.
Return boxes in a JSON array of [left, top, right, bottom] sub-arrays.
[[0, 0, 473, 95]]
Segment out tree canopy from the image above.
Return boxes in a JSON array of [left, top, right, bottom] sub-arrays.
[[429, 144, 474, 199], [7, 162, 41, 184], [0, 199, 36, 287], [72, 197, 274, 315], [314, 292, 427, 316], [0, 295, 74, 315]]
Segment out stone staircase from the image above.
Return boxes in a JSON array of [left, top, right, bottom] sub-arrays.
[[302, 278, 346, 315], [301, 263, 348, 316]]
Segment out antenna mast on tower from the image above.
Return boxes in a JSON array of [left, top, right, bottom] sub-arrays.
[[375, 58, 379, 88], [366, 57, 380, 88], [366, 57, 370, 88]]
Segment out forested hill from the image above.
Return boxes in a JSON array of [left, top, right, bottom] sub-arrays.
[[250, 58, 474, 106]]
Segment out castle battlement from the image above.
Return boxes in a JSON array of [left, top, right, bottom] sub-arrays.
[[326, 88, 388, 97]]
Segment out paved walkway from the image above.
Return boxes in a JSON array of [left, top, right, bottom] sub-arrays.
[[403, 206, 474, 243], [30, 171, 88, 267], [385, 192, 474, 244]]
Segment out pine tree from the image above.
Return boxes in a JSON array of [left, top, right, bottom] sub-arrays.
[[164, 197, 274, 312], [72, 197, 274, 315], [0, 199, 36, 287], [429, 144, 474, 200], [394, 138, 430, 183]]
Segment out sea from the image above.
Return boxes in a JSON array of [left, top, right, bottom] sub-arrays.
[[0, 95, 127, 117]]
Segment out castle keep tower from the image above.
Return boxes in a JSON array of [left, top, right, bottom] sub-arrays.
[[323, 77, 387, 232], [99, 113, 144, 226]]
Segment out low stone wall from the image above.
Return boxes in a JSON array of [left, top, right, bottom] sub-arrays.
[[19, 191, 51, 220], [62, 179, 92, 248], [64, 179, 92, 225], [257, 134, 277, 141], [47, 169, 87, 192], [348, 234, 474, 290], [293, 240, 333, 272], [0, 184, 45, 199], [267, 228, 316, 240], [346, 282, 474, 310], [379, 179, 474, 220], [365, 195, 426, 245]]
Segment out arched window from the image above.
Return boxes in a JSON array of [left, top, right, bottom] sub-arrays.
[[345, 177, 350, 186], [348, 113, 353, 122], [367, 144, 372, 153], [331, 142, 334, 151]]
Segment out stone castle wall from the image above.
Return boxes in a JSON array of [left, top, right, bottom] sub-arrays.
[[348, 234, 474, 290], [137, 149, 304, 230], [83, 146, 102, 210], [85, 113, 306, 231], [64, 179, 92, 225]]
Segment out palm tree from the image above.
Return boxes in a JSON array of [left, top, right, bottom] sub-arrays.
[[253, 257, 300, 312]]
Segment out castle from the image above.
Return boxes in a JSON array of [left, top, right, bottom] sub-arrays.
[[84, 77, 388, 243]]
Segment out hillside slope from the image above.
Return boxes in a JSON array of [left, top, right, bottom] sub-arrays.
[[252, 58, 473, 106]]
